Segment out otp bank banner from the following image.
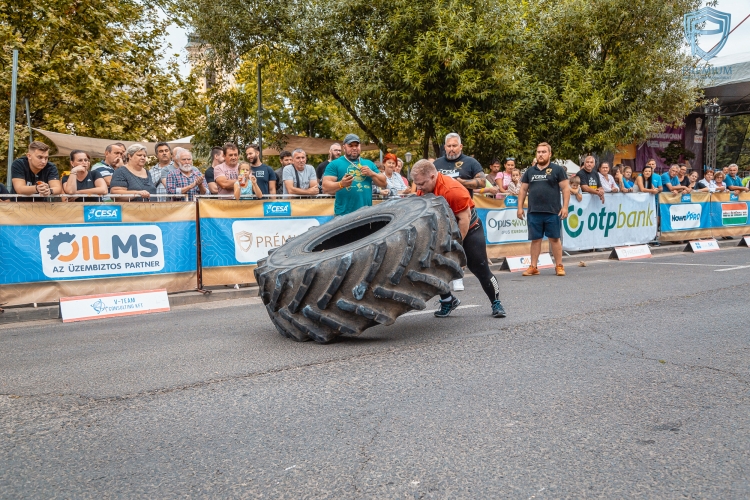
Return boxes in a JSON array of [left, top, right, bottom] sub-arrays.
[[0, 203, 196, 286], [562, 193, 657, 251]]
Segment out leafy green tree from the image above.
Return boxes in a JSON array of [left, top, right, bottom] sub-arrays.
[[182, 0, 701, 166], [0, 0, 203, 179], [192, 56, 360, 158]]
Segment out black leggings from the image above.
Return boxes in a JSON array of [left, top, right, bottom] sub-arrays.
[[441, 221, 500, 304]]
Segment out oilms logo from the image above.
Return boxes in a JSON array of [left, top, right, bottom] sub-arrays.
[[564, 204, 655, 238], [263, 202, 291, 217], [39, 226, 164, 278], [84, 205, 122, 222], [669, 204, 702, 230]]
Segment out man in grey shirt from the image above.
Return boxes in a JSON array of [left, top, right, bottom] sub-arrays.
[[282, 148, 319, 196]]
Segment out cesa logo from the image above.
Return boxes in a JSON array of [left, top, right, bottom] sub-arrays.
[[263, 202, 292, 217], [39, 225, 164, 279], [681, 194, 692, 203], [730, 193, 739, 202], [684, 7, 731, 62], [564, 204, 656, 238], [504, 196, 518, 207], [84, 205, 122, 222]]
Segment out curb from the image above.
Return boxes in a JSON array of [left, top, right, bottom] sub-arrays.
[[488, 238, 743, 270], [0, 286, 259, 326]]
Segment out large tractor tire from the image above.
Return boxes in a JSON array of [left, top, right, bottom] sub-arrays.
[[253, 195, 467, 343]]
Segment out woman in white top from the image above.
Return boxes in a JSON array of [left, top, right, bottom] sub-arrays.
[[598, 162, 619, 193], [375, 153, 409, 197]]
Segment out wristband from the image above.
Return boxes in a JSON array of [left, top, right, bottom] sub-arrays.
[[339, 181, 343, 189], [480, 188, 485, 194]]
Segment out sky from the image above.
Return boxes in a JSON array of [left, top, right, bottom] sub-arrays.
[[160, 0, 750, 77]]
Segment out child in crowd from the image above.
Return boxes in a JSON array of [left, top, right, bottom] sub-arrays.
[[504, 169, 522, 196], [569, 175, 583, 202], [234, 161, 263, 200]]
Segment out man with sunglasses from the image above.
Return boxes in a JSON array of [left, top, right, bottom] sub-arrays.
[[322, 134, 386, 215]]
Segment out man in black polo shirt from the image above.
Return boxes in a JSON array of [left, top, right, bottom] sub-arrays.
[[576, 155, 605, 203], [517, 142, 570, 276], [10, 141, 62, 198], [433, 133, 485, 197]]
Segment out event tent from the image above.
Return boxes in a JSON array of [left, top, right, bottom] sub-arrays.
[[33, 129, 383, 158], [701, 50, 750, 114]]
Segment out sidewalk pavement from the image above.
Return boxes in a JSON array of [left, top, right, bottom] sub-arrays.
[[1, 239, 744, 325]]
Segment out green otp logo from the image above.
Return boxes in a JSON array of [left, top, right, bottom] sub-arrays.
[[563, 205, 655, 238]]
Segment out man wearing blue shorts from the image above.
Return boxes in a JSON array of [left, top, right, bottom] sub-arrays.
[[516, 142, 570, 276]]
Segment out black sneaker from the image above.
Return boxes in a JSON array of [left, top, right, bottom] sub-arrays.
[[492, 300, 507, 318], [434, 296, 460, 318]]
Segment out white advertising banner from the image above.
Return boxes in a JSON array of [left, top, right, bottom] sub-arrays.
[[60, 289, 170, 322], [562, 193, 657, 251], [231, 219, 321, 264]]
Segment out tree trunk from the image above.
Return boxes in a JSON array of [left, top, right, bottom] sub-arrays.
[[330, 90, 385, 152]]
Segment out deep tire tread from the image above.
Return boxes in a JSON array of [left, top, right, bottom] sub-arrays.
[[388, 226, 417, 284], [255, 195, 466, 343], [336, 299, 395, 325], [317, 253, 353, 310]]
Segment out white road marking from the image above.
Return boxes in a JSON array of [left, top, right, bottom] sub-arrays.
[[714, 265, 750, 272], [621, 262, 738, 267], [401, 305, 480, 317]]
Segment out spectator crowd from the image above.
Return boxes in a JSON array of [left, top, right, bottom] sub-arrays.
[[2, 139, 749, 215]]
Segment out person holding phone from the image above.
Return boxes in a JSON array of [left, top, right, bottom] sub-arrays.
[[322, 133, 386, 215]]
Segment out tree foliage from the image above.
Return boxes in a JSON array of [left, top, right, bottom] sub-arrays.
[[191, 56, 360, 157], [184, 0, 702, 166], [0, 0, 203, 177]]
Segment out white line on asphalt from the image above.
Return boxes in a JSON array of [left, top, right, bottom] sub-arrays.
[[714, 265, 750, 272], [401, 305, 480, 317], [621, 262, 738, 267]]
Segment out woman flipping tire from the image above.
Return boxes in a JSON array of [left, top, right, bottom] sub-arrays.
[[254, 195, 467, 343]]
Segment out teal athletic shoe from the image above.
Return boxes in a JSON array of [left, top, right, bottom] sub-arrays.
[[491, 300, 507, 318], [434, 296, 461, 318]]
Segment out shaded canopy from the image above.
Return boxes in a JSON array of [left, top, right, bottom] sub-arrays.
[[34, 129, 387, 158], [33, 129, 194, 157], [701, 51, 750, 114]]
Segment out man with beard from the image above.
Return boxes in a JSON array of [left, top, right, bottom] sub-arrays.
[[245, 144, 277, 196], [322, 134, 386, 215], [516, 142, 570, 277], [432, 133, 485, 197], [316, 143, 342, 186]]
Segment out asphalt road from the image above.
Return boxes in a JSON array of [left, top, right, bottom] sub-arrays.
[[1, 248, 749, 498]]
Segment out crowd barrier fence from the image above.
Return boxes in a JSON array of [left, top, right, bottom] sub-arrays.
[[0, 202, 198, 306], [2, 192, 749, 307], [659, 192, 750, 241]]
